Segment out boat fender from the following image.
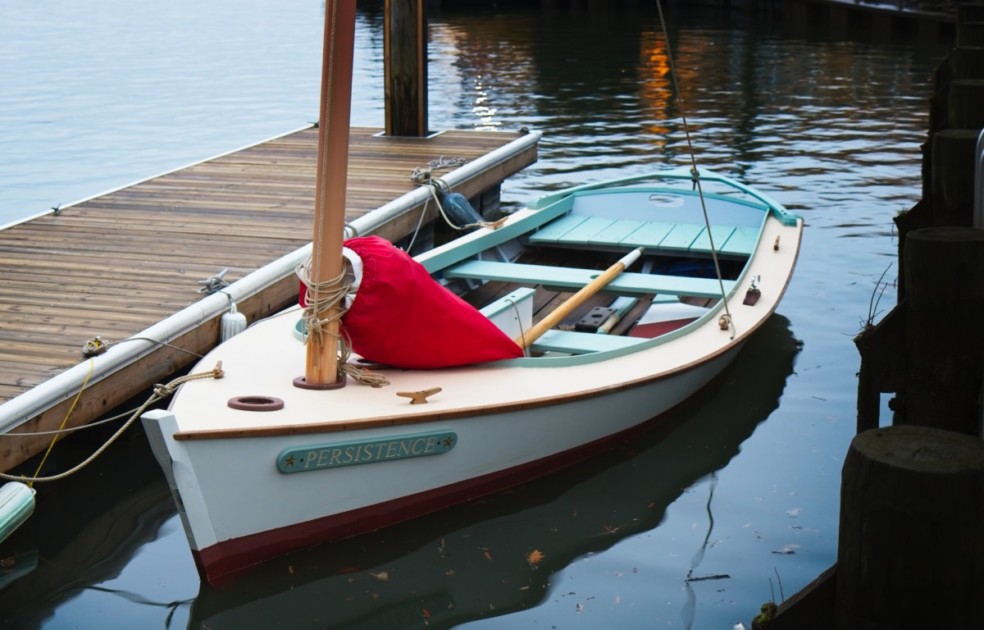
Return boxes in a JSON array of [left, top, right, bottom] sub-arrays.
[[220, 302, 248, 341], [438, 190, 484, 229], [0, 482, 36, 545]]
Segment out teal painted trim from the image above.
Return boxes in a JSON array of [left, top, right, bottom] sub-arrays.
[[445, 260, 737, 298], [498, 298, 728, 367], [479, 286, 537, 318], [417, 197, 574, 274], [527, 167, 801, 226], [530, 329, 646, 354], [277, 431, 458, 473], [573, 186, 769, 212]]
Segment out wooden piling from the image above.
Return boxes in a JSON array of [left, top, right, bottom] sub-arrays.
[[384, 0, 428, 136], [901, 227, 984, 435], [836, 426, 984, 630], [948, 79, 984, 130], [930, 129, 982, 221]]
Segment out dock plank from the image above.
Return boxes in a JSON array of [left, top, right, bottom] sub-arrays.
[[0, 125, 538, 471]]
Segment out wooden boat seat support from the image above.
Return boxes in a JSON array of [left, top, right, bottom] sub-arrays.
[[445, 260, 737, 299], [528, 215, 759, 257]]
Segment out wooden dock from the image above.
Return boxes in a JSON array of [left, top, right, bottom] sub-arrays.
[[0, 125, 539, 472]]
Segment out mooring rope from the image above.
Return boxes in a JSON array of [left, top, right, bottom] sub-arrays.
[[410, 156, 467, 184], [427, 178, 508, 232], [80, 334, 204, 359], [404, 157, 507, 253], [295, 257, 389, 387], [655, 0, 736, 339], [0, 363, 224, 485]]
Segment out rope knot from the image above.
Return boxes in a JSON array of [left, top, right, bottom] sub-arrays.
[[198, 268, 230, 294], [82, 336, 108, 357]]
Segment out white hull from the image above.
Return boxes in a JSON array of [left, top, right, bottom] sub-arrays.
[[142, 167, 803, 585]]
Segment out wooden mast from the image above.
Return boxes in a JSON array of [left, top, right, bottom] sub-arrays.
[[300, 0, 356, 389]]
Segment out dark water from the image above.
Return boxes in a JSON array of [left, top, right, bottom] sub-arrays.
[[0, 1, 948, 628]]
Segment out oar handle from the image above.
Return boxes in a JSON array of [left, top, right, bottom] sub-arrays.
[[516, 247, 644, 349]]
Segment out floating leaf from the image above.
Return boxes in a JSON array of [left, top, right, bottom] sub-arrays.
[[772, 544, 801, 555], [526, 549, 545, 567]]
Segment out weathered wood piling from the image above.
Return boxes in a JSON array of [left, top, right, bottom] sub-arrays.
[[857, 1, 984, 432], [385, 0, 428, 136], [769, 2, 984, 628], [836, 426, 984, 629]]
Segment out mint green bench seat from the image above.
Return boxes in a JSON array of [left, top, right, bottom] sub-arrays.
[[528, 215, 760, 257], [445, 260, 735, 299]]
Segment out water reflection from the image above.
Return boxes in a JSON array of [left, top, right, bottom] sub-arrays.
[[681, 473, 720, 630], [0, 428, 177, 628], [187, 315, 799, 629], [0, 0, 945, 626]]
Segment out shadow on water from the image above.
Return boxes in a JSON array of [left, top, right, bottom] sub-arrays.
[[0, 409, 176, 628], [188, 314, 801, 629], [0, 314, 798, 628]]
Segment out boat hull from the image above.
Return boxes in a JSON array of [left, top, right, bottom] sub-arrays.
[[143, 166, 803, 587], [143, 342, 741, 586]]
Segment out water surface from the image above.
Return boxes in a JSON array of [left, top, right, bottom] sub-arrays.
[[0, 1, 948, 628]]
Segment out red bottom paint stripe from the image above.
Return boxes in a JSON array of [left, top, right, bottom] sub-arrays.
[[195, 411, 669, 588]]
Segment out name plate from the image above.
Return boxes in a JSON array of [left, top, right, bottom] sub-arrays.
[[277, 431, 457, 474]]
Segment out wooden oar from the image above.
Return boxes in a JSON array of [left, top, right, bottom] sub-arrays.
[[516, 247, 644, 349]]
